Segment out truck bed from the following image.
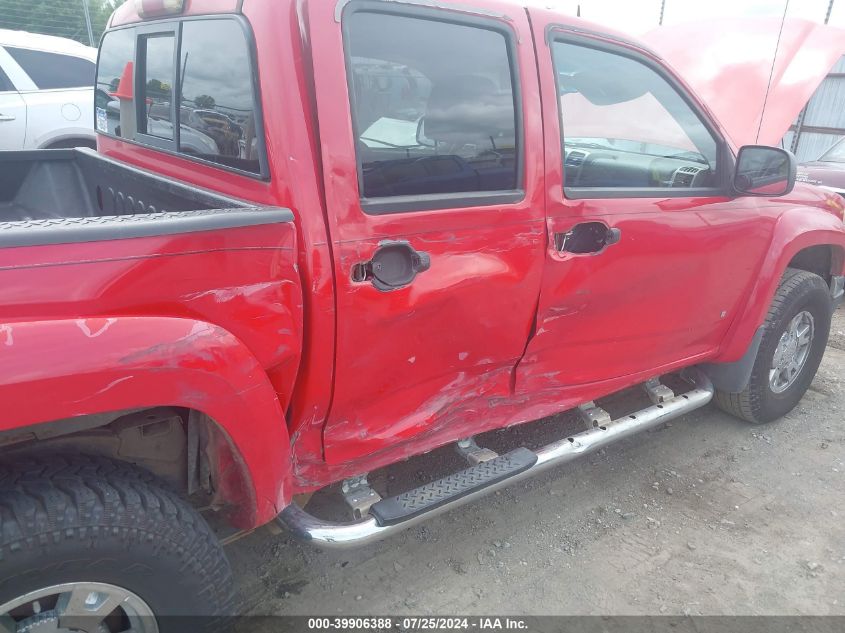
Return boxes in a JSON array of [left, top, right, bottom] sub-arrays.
[[0, 148, 242, 222], [0, 148, 293, 249], [0, 148, 303, 403]]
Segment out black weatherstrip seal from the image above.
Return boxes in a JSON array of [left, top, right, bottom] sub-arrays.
[[0, 207, 294, 249]]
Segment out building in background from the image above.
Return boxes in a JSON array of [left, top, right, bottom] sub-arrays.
[[784, 56, 845, 161]]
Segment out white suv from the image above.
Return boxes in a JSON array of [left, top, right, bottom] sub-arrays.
[[0, 29, 97, 150]]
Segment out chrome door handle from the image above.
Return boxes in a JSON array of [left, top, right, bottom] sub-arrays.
[[0, 114, 16, 122]]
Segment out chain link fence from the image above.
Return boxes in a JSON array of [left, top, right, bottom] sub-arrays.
[[0, 0, 127, 47]]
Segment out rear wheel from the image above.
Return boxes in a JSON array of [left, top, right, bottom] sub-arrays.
[[715, 268, 832, 424], [0, 455, 233, 632]]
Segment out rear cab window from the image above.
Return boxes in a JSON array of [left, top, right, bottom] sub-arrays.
[[5, 47, 94, 90], [96, 17, 267, 178]]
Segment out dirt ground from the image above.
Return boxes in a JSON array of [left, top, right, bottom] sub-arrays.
[[225, 308, 845, 617]]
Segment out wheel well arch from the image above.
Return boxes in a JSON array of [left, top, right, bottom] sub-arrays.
[[43, 137, 96, 150], [712, 232, 845, 365], [0, 406, 255, 526], [0, 317, 293, 529], [787, 244, 844, 284]]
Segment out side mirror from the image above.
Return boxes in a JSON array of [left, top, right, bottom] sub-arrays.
[[734, 145, 797, 197]]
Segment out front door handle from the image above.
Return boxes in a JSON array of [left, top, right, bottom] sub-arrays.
[[351, 240, 431, 291], [555, 222, 621, 254], [0, 114, 16, 122]]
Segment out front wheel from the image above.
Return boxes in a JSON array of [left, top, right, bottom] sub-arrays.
[[0, 455, 234, 632], [715, 268, 832, 424]]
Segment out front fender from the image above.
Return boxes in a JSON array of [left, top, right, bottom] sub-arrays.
[[0, 316, 291, 528], [717, 204, 845, 362]]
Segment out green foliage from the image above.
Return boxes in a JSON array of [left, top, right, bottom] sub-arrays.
[[0, 0, 128, 46], [194, 95, 216, 109]]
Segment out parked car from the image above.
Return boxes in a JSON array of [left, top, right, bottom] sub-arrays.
[[0, 0, 844, 627], [798, 136, 845, 199], [0, 29, 97, 150], [95, 89, 222, 156]]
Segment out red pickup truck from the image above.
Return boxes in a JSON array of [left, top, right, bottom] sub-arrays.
[[1, 0, 845, 627]]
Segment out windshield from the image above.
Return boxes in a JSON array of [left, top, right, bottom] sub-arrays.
[[820, 137, 845, 163], [565, 136, 709, 164]]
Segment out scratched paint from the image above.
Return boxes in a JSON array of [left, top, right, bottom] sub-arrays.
[[77, 318, 118, 338], [0, 324, 12, 347], [9, 0, 843, 533]]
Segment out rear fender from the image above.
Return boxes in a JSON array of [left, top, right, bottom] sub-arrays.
[[0, 316, 291, 528], [717, 206, 845, 363]]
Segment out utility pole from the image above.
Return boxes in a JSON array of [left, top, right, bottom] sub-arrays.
[[659, 0, 666, 25], [81, 0, 95, 46], [824, 0, 834, 24]]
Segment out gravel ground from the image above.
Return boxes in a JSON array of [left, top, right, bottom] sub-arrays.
[[225, 308, 845, 618]]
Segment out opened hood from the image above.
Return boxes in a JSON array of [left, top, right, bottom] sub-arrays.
[[643, 18, 845, 148]]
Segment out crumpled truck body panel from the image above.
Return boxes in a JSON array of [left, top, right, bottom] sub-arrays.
[[0, 217, 303, 527]]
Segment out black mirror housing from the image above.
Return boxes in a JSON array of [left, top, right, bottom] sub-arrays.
[[733, 145, 797, 197]]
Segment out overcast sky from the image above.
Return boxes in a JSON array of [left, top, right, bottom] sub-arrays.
[[535, 0, 843, 34]]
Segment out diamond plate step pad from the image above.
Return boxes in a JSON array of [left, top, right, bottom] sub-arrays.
[[369, 447, 538, 527]]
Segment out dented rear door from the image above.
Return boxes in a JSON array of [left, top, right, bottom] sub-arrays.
[[308, 0, 545, 463]]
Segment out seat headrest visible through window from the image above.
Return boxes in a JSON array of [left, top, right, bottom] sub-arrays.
[[422, 75, 514, 147]]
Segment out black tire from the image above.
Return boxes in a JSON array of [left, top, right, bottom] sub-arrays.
[[715, 268, 832, 424], [0, 454, 234, 630]]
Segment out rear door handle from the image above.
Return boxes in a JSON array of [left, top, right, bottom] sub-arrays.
[[351, 240, 431, 291], [555, 222, 621, 254], [0, 114, 16, 122]]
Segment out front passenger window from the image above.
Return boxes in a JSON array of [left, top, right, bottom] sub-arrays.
[[552, 41, 720, 192]]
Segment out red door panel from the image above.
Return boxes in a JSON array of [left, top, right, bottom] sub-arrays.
[[307, 0, 545, 463], [518, 198, 772, 390], [518, 9, 774, 393]]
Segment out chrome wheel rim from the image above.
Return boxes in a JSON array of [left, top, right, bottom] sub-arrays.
[[769, 310, 815, 394], [0, 582, 158, 633]]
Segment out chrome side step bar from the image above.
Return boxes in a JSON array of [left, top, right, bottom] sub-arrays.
[[277, 372, 713, 549]]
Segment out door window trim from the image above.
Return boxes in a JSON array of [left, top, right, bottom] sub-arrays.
[[549, 31, 734, 200], [134, 25, 179, 152], [341, 0, 526, 215], [95, 14, 270, 181], [0, 65, 15, 93]]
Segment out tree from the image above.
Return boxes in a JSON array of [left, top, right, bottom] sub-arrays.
[[194, 95, 216, 109], [0, 0, 128, 46]]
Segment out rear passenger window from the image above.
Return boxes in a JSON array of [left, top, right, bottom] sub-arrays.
[[95, 19, 265, 177], [344, 10, 520, 208], [6, 47, 94, 90]]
